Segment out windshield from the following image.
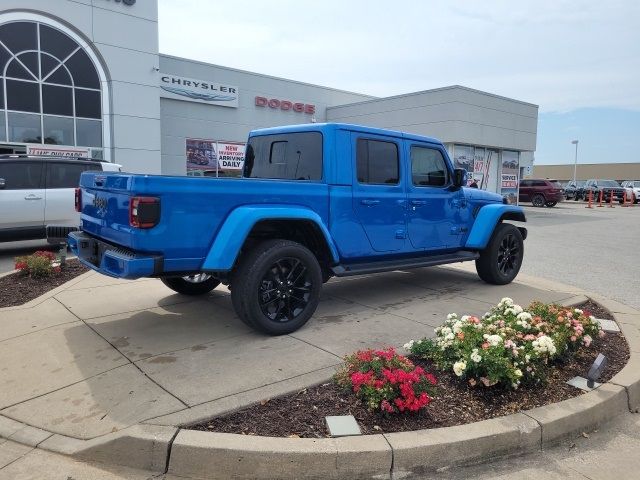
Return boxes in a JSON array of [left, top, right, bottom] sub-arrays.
[[597, 180, 621, 187]]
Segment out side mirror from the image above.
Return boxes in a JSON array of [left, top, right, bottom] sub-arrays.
[[0, 178, 5, 189], [452, 168, 466, 188]]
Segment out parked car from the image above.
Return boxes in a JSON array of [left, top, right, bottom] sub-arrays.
[[518, 178, 564, 207], [69, 123, 527, 335], [563, 180, 585, 200], [577, 179, 625, 203], [621, 180, 640, 204], [0, 155, 121, 242]]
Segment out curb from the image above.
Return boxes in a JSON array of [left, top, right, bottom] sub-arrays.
[[1, 286, 639, 477]]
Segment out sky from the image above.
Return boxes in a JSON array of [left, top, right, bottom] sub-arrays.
[[158, 0, 640, 165]]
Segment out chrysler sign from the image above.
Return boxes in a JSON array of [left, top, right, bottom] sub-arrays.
[[160, 74, 239, 108]]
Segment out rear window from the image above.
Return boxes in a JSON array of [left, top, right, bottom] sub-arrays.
[[46, 162, 100, 189], [243, 132, 322, 180]]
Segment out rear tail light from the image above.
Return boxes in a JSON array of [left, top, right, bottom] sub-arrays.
[[75, 188, 82, 212], [129, 196, 160, 229]]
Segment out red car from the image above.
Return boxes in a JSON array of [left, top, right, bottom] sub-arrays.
[[519, 179, 564, 207]]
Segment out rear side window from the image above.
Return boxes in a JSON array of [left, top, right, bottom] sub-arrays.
[[46, 162, 97, 189], [532, 180, 546, 187], [243, 132, 322, 180], [520, 180, 531, 187], [0, 161, 43, 189], [357, 139, 399, 185], [411, 146, 449, 187]]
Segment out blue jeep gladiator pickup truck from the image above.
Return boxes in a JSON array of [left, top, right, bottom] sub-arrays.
[[69, 123, 526, 335]]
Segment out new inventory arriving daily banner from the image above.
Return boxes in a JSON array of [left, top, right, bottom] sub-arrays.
[[186, 138, 245, 173]]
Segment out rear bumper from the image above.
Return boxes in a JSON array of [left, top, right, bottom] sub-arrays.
[[68, 231, 163, 279]]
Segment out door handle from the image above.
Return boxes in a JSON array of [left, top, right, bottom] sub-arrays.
[[410, 200, 427, 206], [24, 195, 42, 200], [360, 199, 380, 206]]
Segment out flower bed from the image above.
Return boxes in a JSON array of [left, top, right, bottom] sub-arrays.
[[191, 300, 629, 438], [0, 257, 87, 308]]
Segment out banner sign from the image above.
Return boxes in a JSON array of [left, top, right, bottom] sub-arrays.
[[186, 139, 245, 173], [27, 145, 89, 158], [161, 74, 238, 107], [500, 151, 520, 204]]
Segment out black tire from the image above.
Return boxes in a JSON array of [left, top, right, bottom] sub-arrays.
[[161, 274, 220, 295], [545, 201, 557, 207], [531, 194, 545, 207], [230, 239, 322, 335], [475, 223, 524, 285]]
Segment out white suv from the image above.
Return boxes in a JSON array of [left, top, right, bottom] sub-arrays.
[[621, 180, 640, 204], [0, 156, 121, 242]]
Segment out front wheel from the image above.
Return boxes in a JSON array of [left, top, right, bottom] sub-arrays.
[[475, 223, 524, 285], [161, 274, 220, 295], [531, 194, 545, 207], [230, 239, 322, 335]]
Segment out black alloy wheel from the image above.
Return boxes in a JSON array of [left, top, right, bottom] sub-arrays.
[[258, 257, 312, 323], [476, 223, 524, 285], [496, 233, 520, 277], [230, 239, 322, 335]]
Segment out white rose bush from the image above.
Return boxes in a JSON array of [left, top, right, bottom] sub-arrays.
[[406, 298, 603, 389]]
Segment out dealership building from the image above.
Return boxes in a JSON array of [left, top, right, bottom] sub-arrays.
[[0, 0, 538, 197]]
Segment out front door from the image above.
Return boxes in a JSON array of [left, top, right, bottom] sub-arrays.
[[406, 143, 464, 250], [351, 134, 406, 253]]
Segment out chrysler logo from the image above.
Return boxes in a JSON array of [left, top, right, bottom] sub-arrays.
[[160, 85, 236, 102]]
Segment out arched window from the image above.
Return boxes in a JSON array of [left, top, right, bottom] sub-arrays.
[[0, 21, 103, 156]]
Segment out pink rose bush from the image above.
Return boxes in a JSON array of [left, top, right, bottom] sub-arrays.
[[406, 298, 602, 389], [334, 348, 437, 414]]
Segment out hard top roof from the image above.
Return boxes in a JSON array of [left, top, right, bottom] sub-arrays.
[[249, 123, 443, 145]]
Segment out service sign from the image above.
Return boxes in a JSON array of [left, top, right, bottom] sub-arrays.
[[160, 74, 238, 108], [27, 145, 89, 158]]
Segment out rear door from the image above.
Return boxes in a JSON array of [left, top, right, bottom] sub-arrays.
[[0, 160, 45, 230], [351, 133, 406, 253], [45, 161, 100, 226]]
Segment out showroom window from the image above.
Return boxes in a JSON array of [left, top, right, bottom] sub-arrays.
[[0, 21, 102, 154]]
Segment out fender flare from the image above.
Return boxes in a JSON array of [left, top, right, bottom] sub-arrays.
[[465, 204, 527, 250], [201, 206, 339, 271]]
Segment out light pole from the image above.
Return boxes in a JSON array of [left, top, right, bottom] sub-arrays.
[[571, 140, 579, 184]]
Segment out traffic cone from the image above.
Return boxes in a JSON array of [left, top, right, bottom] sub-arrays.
[[608, 189, 615, 208], [586, 190, 593, 208], [622, 190, 631, 207], [597, 190, 604, 207]]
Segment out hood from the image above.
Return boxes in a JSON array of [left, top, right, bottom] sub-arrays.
[[463, 187, 504, 204]]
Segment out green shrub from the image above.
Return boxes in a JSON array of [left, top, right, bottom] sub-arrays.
[[14, 251, 60, 278]]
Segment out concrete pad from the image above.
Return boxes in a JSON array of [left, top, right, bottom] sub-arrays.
[[6, 424, 51, 447], [322, 274, 432, 310], [168, 429, 392, 480], [566, 376, 600, 391], [87, 300, 252, 361], [54, 279, 206, 320], [0, 322, 128, 409], [40, 424, 176, 472], [0, 415, 25, 440], [384, 294, 494, 327], [0, 445, 155, 480], [0, 298, 78, 342], [2, 364, 185, 439], [0, 440, 32, 469], [64, 274, 158, 290], [291, 310, 434, 357], [524, 383, 628, 445], [384, 413, 541, 475], [143, 365, 336, 427], [136, 333, 340, 406], [596, 318, 621, 332]]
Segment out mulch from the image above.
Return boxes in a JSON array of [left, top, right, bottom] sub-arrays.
[[0, 259, 88, 308], [192, 300, 630, 438]]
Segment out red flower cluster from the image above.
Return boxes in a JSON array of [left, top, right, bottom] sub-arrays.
[[338, 348, 437, 415]]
